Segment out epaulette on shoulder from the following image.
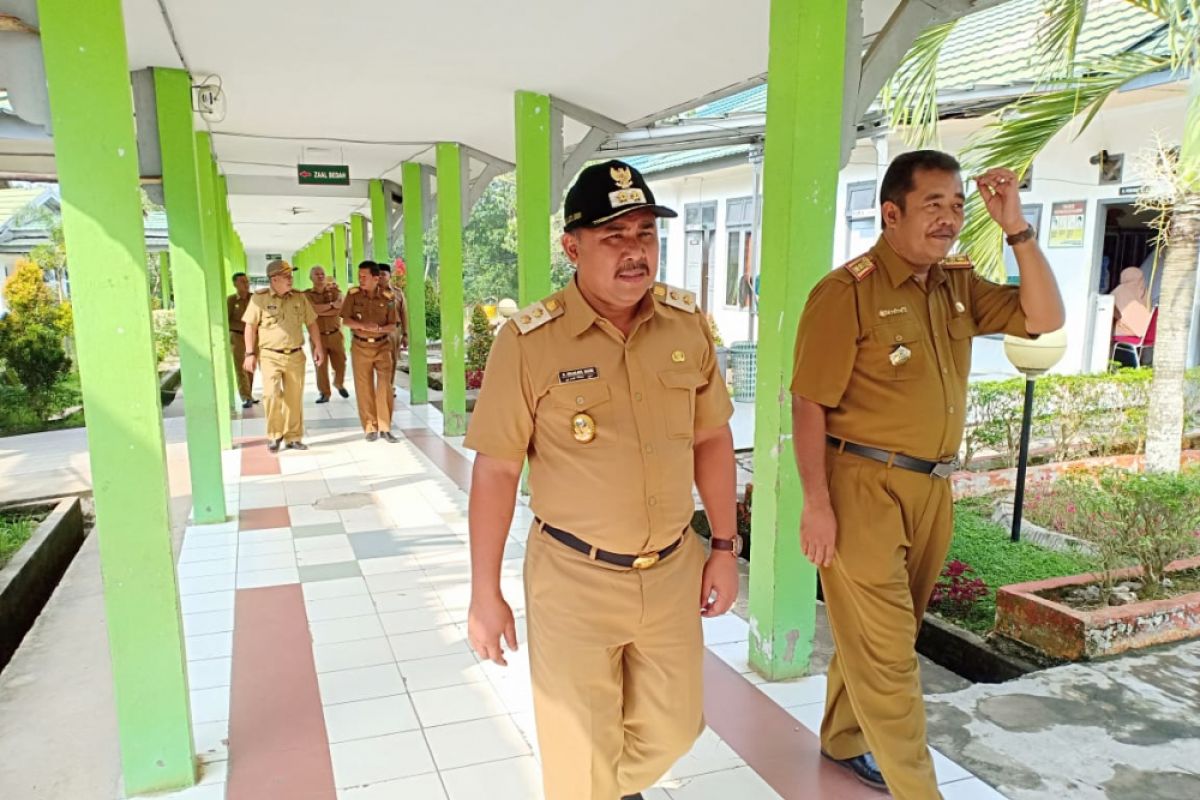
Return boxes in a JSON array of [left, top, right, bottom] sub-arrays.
[[254, 288, 269, 294], [382, 289, 394, 300], [940, 253, 974, 270], [840, 255, 878, 283], [651, 282, 697, 313], [346, 286, 361, 295], [512, 296, 565, 335]]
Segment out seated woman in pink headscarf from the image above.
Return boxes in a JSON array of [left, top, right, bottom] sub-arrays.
[[1110, 267, 1152, 338]]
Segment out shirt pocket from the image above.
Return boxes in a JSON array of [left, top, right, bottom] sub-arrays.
[[947, 315, 978, 376], [868, 320, 923, 381], [544, 380, 614, 447], [658, 369, 706, 439]]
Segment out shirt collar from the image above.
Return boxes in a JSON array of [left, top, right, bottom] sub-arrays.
[[872, 235, 946, 289], [563, 277, 656, 338]]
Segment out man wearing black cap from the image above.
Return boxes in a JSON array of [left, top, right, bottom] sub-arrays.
[[463, 160, 740, 799]]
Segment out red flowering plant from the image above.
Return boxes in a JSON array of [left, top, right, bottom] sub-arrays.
[[929, 560, 988, 619]]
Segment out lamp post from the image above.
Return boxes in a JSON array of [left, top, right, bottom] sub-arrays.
[[1003, 329, 1068, 542]]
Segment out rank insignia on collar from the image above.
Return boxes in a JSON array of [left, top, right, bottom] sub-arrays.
[[842, 256, 877, 282], [940, 253, 974, 269]]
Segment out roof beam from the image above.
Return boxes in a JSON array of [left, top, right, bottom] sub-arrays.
[[550, 95, 626, 134]]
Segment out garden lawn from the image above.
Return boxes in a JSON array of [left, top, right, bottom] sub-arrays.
[[941, 500, 1101, 634], [0, 514, 38, 569]]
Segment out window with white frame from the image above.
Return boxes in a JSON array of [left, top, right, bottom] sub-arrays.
[[725, 196, 756, 307], [846, 180, 878, 258], [657, 217, 669, 282]]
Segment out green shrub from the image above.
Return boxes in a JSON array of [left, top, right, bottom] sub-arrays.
[[425, 280, 442, 342], [153, 310, 178, 365], [465, 305, 494, 373]]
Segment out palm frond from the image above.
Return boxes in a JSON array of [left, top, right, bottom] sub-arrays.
[[1122, 0, 1200, 73], [880, 21, 957, 147], [1035, 0, 1089, 80], [959, 52, 1169, 279]]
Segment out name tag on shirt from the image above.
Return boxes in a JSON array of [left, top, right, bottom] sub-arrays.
[[559, 367, 599, 383]]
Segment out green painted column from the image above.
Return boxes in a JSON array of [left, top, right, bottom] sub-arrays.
[[332, 223, 347, 285], [402, 162, 429, 406], [215, 175, 238, 412], [436, 145, 467, 435], [350, 213, 368, 279], [748, 0, 849, 680], [370, 178, 390, 263], [154, 67, 228, 524], [515, 91, 553, 305], [195, 132, 234, 449], [37, 3, 196, 793], [159, 251, 173, 309]]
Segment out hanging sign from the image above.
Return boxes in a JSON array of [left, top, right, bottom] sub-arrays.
[[297, 164, 350, 186]]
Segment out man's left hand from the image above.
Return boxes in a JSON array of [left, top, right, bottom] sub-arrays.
[[314, 348, 325, 367], [700, 551, 738, 617], [975, 168, 1027, 236]]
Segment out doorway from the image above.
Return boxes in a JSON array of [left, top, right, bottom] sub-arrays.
[[1095, 202, 1161, 367]]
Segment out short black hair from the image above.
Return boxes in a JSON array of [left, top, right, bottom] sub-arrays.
[[357, 260, 380, 276], [232, 272, 247, 282], [879, 150, 962, 229], [378, 264, 391, 274]]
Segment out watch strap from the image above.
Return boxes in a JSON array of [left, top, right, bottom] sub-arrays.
[[1006, 226, 1036, 246]]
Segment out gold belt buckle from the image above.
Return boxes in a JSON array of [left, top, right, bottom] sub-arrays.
[[631, 552, 659, 570]]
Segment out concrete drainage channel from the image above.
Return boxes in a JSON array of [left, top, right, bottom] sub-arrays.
[[0, 496, 88, 673]]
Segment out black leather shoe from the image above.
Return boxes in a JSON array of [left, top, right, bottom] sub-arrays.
[[315, 395, 330, 404], [365, 432, 379, 442], [266, 439, 281, 453], [380, 431, 399, 443], [822, 751, 886, 790], [242, 399, 253, 409], [286, 441, 309, 451], [337, 386, 350, 398], [620, 795, 644, 800]]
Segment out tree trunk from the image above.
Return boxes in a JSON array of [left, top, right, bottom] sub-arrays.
[[1145, 202, 1200, 472]]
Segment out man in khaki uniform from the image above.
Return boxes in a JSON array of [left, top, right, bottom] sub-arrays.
[[228, 272, 256, 409], [465, 161, 741, 800], [343, 261, 401, 442], [304, 265, 349, 404], [790, 151, 1064, 799], [378, 262, 410, 391], [243, 259, 326, 452]]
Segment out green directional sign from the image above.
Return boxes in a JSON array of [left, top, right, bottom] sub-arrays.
[[297, 163, 350, 186]]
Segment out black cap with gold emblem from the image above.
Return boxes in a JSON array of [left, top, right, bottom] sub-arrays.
[[563, 160, 678, 231]]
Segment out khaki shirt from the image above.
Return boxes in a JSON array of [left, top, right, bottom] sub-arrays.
[[304, 284, 343, 335], [242, 289, 316, 351], [227, 293, 250, 334], [790, 235, 1031, 460], [343, 286, 400, 343], [464, 278, 734, 554]]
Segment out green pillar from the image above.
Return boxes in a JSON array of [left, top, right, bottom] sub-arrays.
[[436, 144, 467, 435], [402, 162, 429, 406], [215, 175, 238, 411], [748, 0, 849, 680], [331, 223, 347, 285], [370, 178, 390, 263], [158, 251, 173, 309], [195, 132, 234, 448], [350, 213, 368, 280], [37, 2, 196, 792], [515, 91, 553, 305], [154, 67, 228, 524]]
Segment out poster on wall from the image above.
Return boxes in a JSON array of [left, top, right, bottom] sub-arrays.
[[1049, 201, 1086, 248]]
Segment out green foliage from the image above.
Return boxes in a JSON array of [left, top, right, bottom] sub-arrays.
[[0, 373, 84, 437], [880, 21, 957, 147], [0, 260, 74, 418], [153, 310, 178, 365], [466, 305, 494, 373], [963, 377, 1026, 468], [424, 280, 442, 342], [0, 512, 39, 569]]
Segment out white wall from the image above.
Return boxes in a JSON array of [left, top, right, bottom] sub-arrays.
[[647, 79, 1198, 376]]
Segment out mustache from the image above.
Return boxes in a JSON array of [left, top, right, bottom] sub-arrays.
[[617, 260, 651, 273]]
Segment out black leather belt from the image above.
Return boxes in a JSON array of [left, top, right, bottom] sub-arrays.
[[354, 335, 386, 343], [264, 346, 302, 355], [827, 436, 958, 479], [537, 519, 684, 570]]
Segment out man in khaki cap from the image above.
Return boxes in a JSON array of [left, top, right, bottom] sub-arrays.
[[343, 261, 401, 442], [464, 160, 741, 800], [243, 259, 326, 452], [227, 272, 256, 409], [304, 265, 349, 404], [790, 151, 1063, 798]]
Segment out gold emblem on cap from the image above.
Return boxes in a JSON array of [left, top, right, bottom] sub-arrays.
[[571, 413, 596, 443], [683, 294, 694, 305], [610, 166, 634, 190], [672, 350, 686, 363], [670, 290, 679, 300], [889, 345, 912, 366], [533, 308, 544, 318]]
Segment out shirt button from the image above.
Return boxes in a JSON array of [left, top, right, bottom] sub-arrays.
[[635, 392, 643, 401], [942, 367, 948, 374], [576, 396, 585, 405], [648, 497, 658, 507], [644, 444, 654, 454], [948, 406, 955, 414], [894, 334, 904, 342]]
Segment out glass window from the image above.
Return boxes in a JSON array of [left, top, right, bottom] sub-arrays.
[[726, 231, 741, 306], [1003, 205, 1043, 284], [847, 181, 876, 213], [847, 218, 875, 260], [685, 201, 718, 231]]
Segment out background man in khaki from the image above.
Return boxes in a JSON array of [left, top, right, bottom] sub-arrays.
[[378, 262, 409, 393], [790, 150, 1064, 799], [227, 272, 256, 409], [343, 261, 400, 442], [464, 161, 740, 800], [243, 259, 325, 452], [304, 265, 348, 404]]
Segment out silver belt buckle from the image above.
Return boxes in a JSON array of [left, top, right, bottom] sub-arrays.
[[931, 460, 958, 479]]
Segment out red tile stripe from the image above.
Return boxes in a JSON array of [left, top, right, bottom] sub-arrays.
[[228, 585, 336, 800], [400, 429, 473, 492], [239, 505, 291, 532], [240, 438, 281, 477], [703, 650, 881, 799]]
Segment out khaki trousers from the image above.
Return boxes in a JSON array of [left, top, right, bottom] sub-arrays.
[[525, 525, 705, 800], [314, 329, 347, 397], [819, 447, 953, 800], [351, 341, 395, 433], [231, 331, 253, 402], [260, 349, 306, 443]]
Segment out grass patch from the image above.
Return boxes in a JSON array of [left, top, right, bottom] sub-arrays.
[[0, 371, 84, 437], [0, 513, 39, 569], [940, 503, 1102, 634]]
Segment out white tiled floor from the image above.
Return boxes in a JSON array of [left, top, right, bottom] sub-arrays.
[[156, 387, 1009, 800]]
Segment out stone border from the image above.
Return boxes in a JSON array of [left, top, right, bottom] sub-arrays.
[[160, 366, 182, 406], [988, 501, 1097, 555], [916, 612, 1046, 683], [0, 497, 86, 672], [951, 450, 1200, 498], [994, 555, 1200, 660]]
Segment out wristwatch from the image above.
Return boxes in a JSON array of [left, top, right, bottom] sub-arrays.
[[711, 533, 743, 557], [1006, 226, 1037, 246]]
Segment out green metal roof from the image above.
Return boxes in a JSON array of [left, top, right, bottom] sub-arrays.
[[0, 188, 43, 231], [626, 146, 750, 176]]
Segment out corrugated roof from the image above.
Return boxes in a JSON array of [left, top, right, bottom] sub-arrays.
[[0, 188, 43, 230], [626, 145, 749, 175]]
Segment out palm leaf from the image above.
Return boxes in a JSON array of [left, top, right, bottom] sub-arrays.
[[1035, 0, 1089, 80], [880, 21, 958, 147], [1122, 0, 1200, 72], [959, 52, 1169, 279]]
